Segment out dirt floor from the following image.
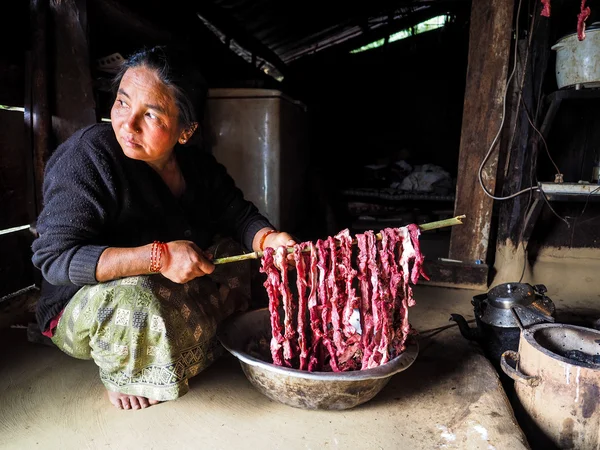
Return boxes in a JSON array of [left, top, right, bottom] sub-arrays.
[[0, 285, 533, 450]]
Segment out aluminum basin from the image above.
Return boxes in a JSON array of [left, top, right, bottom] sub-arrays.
[[217, 308, 419, 410]]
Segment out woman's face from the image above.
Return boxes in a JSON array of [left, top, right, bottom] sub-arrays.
[[111, 66, 189, 169]]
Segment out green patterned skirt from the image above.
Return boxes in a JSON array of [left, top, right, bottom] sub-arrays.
[[51, 239, 250, 401]]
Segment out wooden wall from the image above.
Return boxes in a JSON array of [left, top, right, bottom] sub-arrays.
[[0, 110, 36, 300], [0, 1, 36, 303]]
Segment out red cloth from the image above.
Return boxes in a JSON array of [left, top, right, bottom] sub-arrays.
[[41, 309, 64, 338]]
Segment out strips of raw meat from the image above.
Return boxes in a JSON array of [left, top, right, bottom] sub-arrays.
[[260, 222, 427, 372]]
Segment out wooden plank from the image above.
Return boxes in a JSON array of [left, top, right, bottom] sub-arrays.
[[0, 110, 32, 230], [448, 0, 514, 264]]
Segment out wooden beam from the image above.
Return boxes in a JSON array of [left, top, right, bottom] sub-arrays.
[[448, 0, 514, 264], [194, 2, 288, 77], [421, 260, 489, 290]]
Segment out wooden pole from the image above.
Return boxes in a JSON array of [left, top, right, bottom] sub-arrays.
[[213, 215, 466, 265], [448, 0, 514, 264]]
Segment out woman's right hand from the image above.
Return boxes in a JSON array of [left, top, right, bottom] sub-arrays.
[[160, 240, 215, 283]]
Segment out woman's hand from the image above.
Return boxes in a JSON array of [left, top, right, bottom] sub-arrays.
[[261, 230, 297, 266], [160, 240, 215, 283], [263, 231, 296, 251]]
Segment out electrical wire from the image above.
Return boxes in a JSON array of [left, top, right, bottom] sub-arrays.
[[478, 0, 562, 201], [569, 185, 600, 247], [520, 96, 562, 177], [478, 0, 540, 200], [539, 188, 571, 227]]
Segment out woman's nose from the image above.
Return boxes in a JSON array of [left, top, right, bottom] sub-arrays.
[[124, 115, 141, 133]]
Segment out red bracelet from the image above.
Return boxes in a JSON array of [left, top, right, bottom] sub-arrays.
[[259, 230, 277, 251], [150, 241, 166, 273]]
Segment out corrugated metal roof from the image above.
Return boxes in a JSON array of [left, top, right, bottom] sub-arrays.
[[206, 0, 469, 63]]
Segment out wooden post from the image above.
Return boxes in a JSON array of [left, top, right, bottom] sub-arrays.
[[497, 13, 551, 246], [50, 0, 96, 145], [29, 0, 51, 215], [448, 0, 514, 263]]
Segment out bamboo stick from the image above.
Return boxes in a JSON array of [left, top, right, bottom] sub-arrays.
[[212, 214, 466, 265]]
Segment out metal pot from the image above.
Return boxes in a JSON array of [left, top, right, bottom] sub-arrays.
[[450, 283, 555, 373], [501, 323, 600, 449], [552, 23, 600, 89]]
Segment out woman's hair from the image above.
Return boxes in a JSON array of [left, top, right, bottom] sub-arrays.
[[112, 45, 208, 143]]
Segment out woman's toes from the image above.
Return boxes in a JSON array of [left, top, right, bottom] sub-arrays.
[[137, 396, 150, 409], [148, 398, 161, 405], [128, 396, 141, 410], [121, 397, 131, 410]]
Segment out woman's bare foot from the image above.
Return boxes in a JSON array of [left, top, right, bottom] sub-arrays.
[[107, 390, 161, 410]]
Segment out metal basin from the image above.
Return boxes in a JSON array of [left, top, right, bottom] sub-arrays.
[[217, 308, 419, 410]]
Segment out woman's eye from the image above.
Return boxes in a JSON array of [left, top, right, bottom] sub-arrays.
[[146, 112, 157, 120], [117, 99, 128, 108]]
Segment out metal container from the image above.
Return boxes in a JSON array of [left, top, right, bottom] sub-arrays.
[[450, 283, 555, 374], [501, 323, 600, 449], [552, 23, 600, 89], [217, 308, 419, 410], [205, 89, 309, 232]]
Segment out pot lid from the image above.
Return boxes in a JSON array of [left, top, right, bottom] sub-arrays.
[[479, 283, 555, 328], [487, 283, 535, 309]]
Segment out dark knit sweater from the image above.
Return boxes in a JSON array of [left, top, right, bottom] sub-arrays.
[[31, 123, 273, 332]]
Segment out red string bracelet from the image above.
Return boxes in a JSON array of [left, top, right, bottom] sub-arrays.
[[150, 241, 166, 273], [259, 230, 277, 251]]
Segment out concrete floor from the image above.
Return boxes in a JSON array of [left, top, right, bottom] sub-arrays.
[[0, 285, 531, 450]]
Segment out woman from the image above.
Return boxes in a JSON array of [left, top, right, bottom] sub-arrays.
[[31, 45, 295, 410]]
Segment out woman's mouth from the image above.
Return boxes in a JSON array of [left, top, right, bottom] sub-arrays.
[[122, 136, 141, 148]]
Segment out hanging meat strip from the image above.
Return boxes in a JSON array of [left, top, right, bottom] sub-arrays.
[[336, 229, 361, 370], [274, 246, 297, 366], [370, 228, 395, 367], [316, 239, 340, 371], [359, 231, 378, 368], [541, 0, 551, 17], [306, 242, 322, 371], [294, 243, 309, 370], [260, 247, 284, 366], [578, 0, 591, 41], [260, 223, 427, 372]]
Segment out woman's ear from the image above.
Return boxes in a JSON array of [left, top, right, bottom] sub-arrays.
[[178, 122, 199, 145]]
